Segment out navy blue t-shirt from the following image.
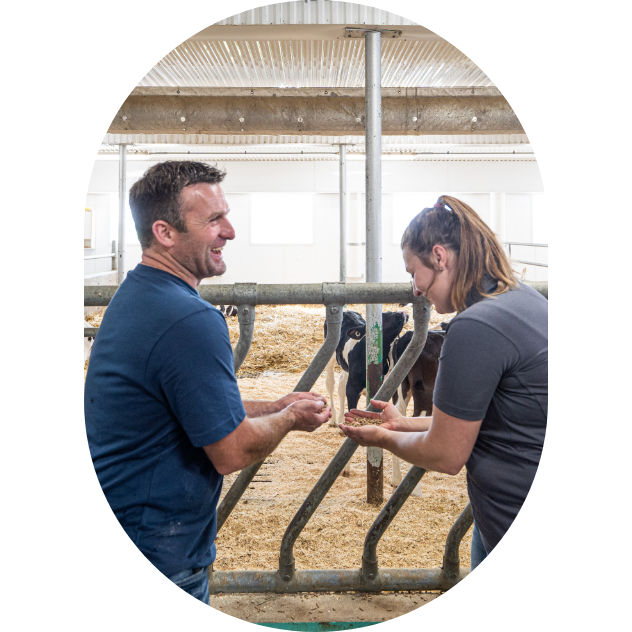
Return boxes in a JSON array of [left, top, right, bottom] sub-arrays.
[[85, 264, 246, 577]]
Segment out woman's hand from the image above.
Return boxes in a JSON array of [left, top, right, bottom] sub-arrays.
[[343, 399, 404, 432], [337, 422, 387, 447]]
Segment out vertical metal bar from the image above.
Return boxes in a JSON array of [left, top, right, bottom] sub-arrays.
[[365, 29, 383, 505], [233, 305, 256, 372], [117, 144, 127, 285], [440, 502, 474, 583], [339, 144, 347, 283], [111, 239, 117, 271], [362, 465, 427, 580]]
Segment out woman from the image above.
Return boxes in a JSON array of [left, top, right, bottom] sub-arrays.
[[338, 195, 548, 569]]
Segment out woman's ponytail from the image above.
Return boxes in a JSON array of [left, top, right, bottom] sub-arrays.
[[402, 195, 518, 312]]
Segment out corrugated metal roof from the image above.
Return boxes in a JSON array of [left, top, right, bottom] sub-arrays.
[[140, 37, 490, 88], [213, 1, 418, 26]]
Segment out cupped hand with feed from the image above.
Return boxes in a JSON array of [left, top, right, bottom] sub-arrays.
[[343, 399, 404, 432], [337, 422, 388, 447], [286, 399, 331, 432], [277, 391, 328, 409]]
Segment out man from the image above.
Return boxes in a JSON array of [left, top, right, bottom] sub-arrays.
[[85, 161, 331, 604]]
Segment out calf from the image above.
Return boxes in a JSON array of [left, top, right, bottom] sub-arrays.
[[389, 329, 445, 496], [324, 310, 366, 427], [217, 305, 239, 318], [324, 310, 409, 476]]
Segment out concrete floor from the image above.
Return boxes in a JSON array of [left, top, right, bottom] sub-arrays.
[[210, 591, 440, 624]]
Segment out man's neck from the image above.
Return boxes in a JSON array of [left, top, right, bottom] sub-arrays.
[[141, 249, 199, 289]]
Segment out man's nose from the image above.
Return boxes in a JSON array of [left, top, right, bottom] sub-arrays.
[[221, 218, 236, 240]]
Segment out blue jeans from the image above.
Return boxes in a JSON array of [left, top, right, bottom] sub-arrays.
[[471, 523, 488, 570], [168, 566, 210, 605]]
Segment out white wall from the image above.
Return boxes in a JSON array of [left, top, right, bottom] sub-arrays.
[[84, 193, 117, 277], [87, 158, 548, 284]]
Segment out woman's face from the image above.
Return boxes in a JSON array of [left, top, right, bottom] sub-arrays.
[[403, 246, 455, 314]]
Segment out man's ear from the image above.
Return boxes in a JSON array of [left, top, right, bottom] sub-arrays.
[[151, 220, 177, 248]]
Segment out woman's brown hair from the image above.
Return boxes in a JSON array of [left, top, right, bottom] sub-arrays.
[[401, 195, 518, 312]]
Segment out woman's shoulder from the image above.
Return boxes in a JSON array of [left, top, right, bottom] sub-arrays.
[[451, 281, 547, 345]]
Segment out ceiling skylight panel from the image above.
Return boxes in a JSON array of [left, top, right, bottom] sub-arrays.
[[243, 41, 263, 87], [187, 41, 214, 85], [266, 41, 280, 86]]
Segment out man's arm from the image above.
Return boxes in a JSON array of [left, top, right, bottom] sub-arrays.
[[339, 404, 481, 475], [244, 392, 327, 418], [204, 399, 331, 475]]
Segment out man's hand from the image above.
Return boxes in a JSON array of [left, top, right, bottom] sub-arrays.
[[286, 399, 331, 432], [277, 391, 327, 410], [337, 423, 388, 447], [343, 399, 404, 432]]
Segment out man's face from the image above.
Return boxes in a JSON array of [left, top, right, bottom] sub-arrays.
[[170, 183, 235, 282]]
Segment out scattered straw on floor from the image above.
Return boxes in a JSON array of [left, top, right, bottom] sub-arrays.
[[226, 303, 455, 378], [216, 371, 471, 573]]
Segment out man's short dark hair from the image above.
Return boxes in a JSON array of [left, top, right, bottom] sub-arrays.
[[129, 161, 226, 248]]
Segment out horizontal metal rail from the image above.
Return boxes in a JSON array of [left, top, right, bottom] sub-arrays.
[[503, 241, 548, 247], [84, 280, 548, 307], [209, 567, 470, 595], [513, 259, 548, 268], [83, 253, 116, 261]]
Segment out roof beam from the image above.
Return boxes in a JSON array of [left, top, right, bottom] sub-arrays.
[[109, 87, 523, 136]]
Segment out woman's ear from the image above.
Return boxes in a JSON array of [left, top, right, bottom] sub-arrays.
[[432, 244, 449, 270]]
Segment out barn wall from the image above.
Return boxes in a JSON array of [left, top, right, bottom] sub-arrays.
[[84, 193, 117, 277], [87, 158, 547, 284]]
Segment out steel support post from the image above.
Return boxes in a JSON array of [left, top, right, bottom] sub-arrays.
[[117, 144, 127, 285], [365, 30, 383, 505], [111, 239, 117, 271], [339, 144, 347, 283], [440, 503, 474, 583]]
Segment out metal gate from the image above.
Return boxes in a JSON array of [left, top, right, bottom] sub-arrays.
[[85, 281, 492, 594]]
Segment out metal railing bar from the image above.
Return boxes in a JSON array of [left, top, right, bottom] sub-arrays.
[[440, 502, 474, 583], [216, 302, 344, 533], [84, 328, 98, 338], [232, 283, 258, 372], [513, 259, 548, 268], [85, 281, 547, 308], [83, 253, 117, 261], [503, 242, 548, 248], [209, 567, 470, 595], [277, 297, 432, 582], [361, 465, 427, 580]]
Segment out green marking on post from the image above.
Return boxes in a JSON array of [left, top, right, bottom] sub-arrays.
[[366, 321, 383, 366]]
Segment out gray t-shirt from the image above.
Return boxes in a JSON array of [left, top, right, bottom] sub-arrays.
[[433, 280, 548, 553]]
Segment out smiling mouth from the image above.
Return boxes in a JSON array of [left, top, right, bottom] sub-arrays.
[[211, 246, 224, 258]]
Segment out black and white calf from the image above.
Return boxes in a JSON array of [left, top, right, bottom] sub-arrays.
[[389, 329, 446, 496], [324, 310, 409, 476], [324, 310, 409, 427], [217, 305, 239, 318]]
